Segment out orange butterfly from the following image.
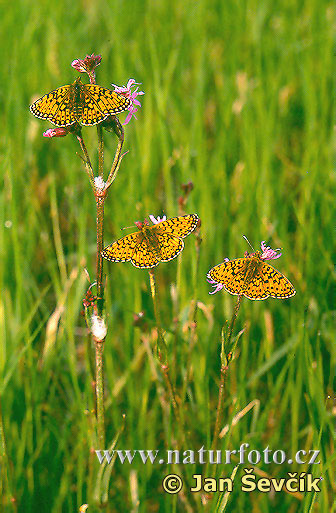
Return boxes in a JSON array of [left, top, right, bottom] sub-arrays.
[[30, 77, 131, 127], [102, 214, 199, 268], [207, 242, 296, 300]]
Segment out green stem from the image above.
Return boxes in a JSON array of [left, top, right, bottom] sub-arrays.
[[148, 269, 185, 443], [97, 124, 104, 178], [225, 295, 243, 360], [211, 359, 227, 455], [93, 120, 125, 449], [94, 187, 106, 450], [105, 119, 125, 189], [0, 398, 17, 511], [148, 269, 167, 360], [211, 295, 243, 454], [95, 339, 105, 449], [76, 134, 95, 188], [94, 138, 106, 449], [96, 194, 105, 315]]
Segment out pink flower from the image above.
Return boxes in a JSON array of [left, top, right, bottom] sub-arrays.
[[149, 215, 166, 225], [71, 54, 102, 83], [71, 53, 102, 74], [260, 241, 282, 260], [207, 276, 225, 295], [111, 79, 144, 125], [43, 128, 69, 138]]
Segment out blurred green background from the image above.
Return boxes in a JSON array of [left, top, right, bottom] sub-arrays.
[[1, 0, 335, 511]]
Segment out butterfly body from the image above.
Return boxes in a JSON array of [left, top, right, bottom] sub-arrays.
[[208, 250, 296, 300], [30, 77, 131, 127], [102, 214, 199, 269]]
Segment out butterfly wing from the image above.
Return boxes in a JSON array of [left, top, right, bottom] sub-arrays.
[[30, 85, 76, 127], [245, 262, 296, 300], [156, 234, 184, 262], [242, 271, 269, 300], [208, 258, 249, 296], [131, 240, 160, 268], [153, 214, 199, 238], [101, 232, 141, 262], [79, 84, 131, 126]]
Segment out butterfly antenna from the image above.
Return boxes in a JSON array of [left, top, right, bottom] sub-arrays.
[[242, 235, 255, 251], [121, 225, 134, 231]]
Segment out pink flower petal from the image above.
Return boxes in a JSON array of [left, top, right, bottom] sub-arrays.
[[112, 78, 144, 124], [43, 128, 69, 138], [260, 241, 282, 260]]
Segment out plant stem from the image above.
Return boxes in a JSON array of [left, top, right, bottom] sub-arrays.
[[225, 295, 243, 361], [211, 356, 227, 454], [77, 112, 125, 451], [93, 120, 125, 449], [105, 118, 124, 189], [212, 295, 243, 453], [76, 134, 95, 188], [148, 269, 168, 360], [0, 398, 17, 511], [97, 124, 104, 178], [94, 183, 106, 450], [94, 339, 105, 449], [96, 193, 105, 315], [148, 269, 185, 440]]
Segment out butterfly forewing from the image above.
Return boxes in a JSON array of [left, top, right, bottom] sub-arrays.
[[243, 270, 269, 300], [80, 85, 131, 126], [86, 85, 131, 113], [154, 214, 199, 238], [30, 85, 76, 126], [101, 232, 141, 262]]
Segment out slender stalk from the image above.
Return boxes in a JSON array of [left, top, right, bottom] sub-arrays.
[[148, 269, 168, 360], [96, 194, 105, 315], [94, 162, 106, 450], [0, 398, 17, 511], [148, 269, 185, 439], [184, 224, 202, 389], [211, 344, 228, 454], [211, 295, 243, 453], [92, 117, 125, 450], [76, 134, 95, 188], [94, 339, 105, 448], [97, 124, 104, 178], [225, 295, 243, 361], [105, 118, 124, 189]]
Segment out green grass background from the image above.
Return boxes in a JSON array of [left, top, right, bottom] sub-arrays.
[[1, 0, 335, 511]]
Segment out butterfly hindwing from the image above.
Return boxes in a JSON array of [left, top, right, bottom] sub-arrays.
[[131, 240, 160, 268], [243, 269, 269, 300], [208, 258, 249, 296], [156, 234, 184, 262], [101, 232, 141, 262]]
